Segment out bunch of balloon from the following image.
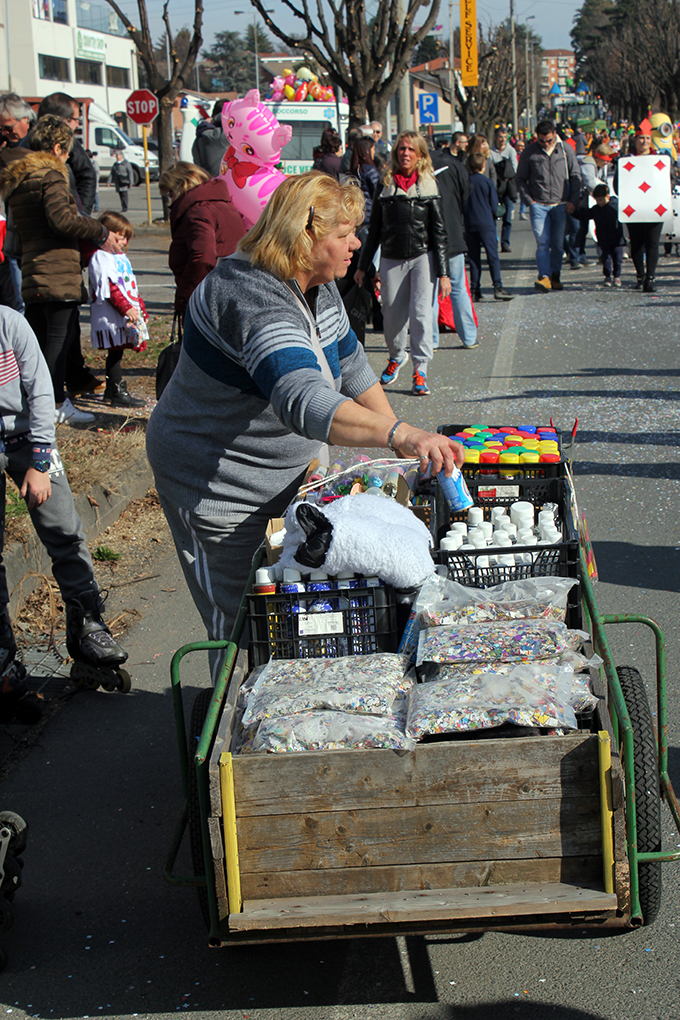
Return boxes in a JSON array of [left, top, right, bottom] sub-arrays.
[[267, 67, 335, 104]]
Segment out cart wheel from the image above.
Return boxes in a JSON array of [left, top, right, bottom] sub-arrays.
[[616, 665, 662, 926], [188, 687, 213, 930], [0, 813, 27, 856], [0, 897, 13, 933]]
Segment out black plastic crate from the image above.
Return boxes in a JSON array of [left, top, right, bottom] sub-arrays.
[[433, 472, 577, 548], [437, 423, 569, 481], [247, 584, 399, 666]]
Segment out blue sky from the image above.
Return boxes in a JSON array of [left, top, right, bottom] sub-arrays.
[[112, 0, 581, 60]]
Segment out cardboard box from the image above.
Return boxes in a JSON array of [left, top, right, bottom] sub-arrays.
[[265, 518, 286, 566]]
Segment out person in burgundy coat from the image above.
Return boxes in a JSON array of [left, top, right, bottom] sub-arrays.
[[159, 162, 246, 320]]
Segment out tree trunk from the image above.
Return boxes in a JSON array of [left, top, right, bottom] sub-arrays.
[[158, 96, 175, 174]]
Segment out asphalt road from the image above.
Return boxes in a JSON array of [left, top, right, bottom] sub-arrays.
[[2, 214, 680, 1020]]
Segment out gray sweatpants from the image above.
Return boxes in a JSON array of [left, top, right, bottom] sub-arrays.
[[157, 492, 270, 684], [0, 443, 97, 646], [380, 251, 436, 372]]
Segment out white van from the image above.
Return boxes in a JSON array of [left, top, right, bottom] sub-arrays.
[[84, 101, 159, 184]]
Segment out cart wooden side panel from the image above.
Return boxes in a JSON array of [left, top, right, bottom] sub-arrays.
[[217, 730, 627, 933]]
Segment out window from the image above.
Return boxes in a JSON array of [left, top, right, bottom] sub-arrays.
[[76, 59, 102, 85], [38, 54, 71, 81], [106, 65, 130, 89], [278, 121, 332, 161], [94, 126, 123, 150], [33, 0, 50, 20], [52, 0, 68, 23]]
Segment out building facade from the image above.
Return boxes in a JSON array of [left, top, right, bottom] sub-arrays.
[[541, 49, 575, 95], [0, 0, 137, 116]]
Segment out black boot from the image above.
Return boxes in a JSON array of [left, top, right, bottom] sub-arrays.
[[104, 379, 145, 408], [550, 272, 564, 291], [65, 591, 128, 668], [634, 275, 644, 290], [643, 276, 656, 293]]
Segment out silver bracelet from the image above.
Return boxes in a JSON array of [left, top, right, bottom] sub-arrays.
[[387, 419, 405, 451]]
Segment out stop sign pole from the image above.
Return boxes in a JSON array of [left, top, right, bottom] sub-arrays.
[[126, 89, 159, 223]]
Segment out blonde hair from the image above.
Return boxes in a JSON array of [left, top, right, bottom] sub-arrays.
[[28, 114, 74, 155], [385, 131, 433, 185], [158, 161, 210, 199], [238, 171, 365, 279]]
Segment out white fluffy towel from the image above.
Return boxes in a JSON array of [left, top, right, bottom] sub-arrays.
[[279, 493, 435, 589]]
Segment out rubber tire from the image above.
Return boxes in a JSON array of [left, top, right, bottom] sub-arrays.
[[131, 165, 141, 186], [616, 665, 663, 926], [188, 687, 213, 930], [0, 943, 7, 971], [0, 812, 27, 855]]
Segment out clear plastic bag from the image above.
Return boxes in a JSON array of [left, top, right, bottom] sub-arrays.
[[240, 710, 416, 753], [406, 664, 578, 739], [416, 620, 589, 667], [241, 653, 413, 729], [418, 576, 578, 627], [426, 661, 598, 715]]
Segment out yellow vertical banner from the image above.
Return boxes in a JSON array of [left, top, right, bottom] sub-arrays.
[[460, 0, 479, 86]]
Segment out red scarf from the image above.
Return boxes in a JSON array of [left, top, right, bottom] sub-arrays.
[[225, 146, 260, 188], [394, 170, 418, 192]]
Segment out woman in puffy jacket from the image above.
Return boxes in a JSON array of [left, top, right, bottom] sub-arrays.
[[159, 162, 246, 321], [0, 115, 115, 425], [350, 136, 381, 226], [354, 130, 450, 397]]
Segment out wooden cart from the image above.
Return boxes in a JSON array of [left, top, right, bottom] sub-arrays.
[[164, 550, 680, 946]]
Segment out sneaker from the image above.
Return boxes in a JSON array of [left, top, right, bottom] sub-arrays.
[[501, 244, 511, 253], [551, 273, 564, 291], [462, 341, 480, 349], [603, 278, 612, 288], [379, 358, 406, 387], [411, 371, 430, 396], [493, 286, 514, 301], [580, 257, 591, 266], [518, 212, 527, 220], [613, 278, 622, 288], [54, 398, 95, 425], [570, 262, 583, 270], [534, 276, 552, 292], [65, 375, 105, 398]]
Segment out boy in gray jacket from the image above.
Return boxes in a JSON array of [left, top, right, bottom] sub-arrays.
[[0, 308, 128, 723], [108, 151, 133, 212]]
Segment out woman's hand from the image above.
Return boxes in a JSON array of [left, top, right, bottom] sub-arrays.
[[439, 275, 451, 299], [354, 268, 365, 287], [391, 423, 465, 475]]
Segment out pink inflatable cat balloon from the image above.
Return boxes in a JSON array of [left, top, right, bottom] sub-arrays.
[[219, 90, 293, 228]]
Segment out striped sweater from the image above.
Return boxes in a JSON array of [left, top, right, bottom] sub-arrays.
[[146, 256, 377, 516]]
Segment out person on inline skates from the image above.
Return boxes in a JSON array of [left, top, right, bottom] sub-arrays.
[[0, 307, 129, 723]]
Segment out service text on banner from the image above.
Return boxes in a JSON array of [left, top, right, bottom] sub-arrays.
[[460, 0, 479, 87]]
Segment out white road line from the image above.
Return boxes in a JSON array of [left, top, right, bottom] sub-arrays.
[[489, 227, 535, 394]]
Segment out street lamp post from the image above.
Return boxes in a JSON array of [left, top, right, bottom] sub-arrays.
[[510, 0, 518, 134], [524, 15, 535, 136]]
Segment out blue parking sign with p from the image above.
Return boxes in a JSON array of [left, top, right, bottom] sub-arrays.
[[419, 93, 439, 124]]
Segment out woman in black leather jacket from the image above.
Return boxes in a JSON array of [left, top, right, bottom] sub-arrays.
[[355, 131, 450, 396]]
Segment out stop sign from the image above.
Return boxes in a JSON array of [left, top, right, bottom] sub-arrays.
[[126, 89, 159, 125]]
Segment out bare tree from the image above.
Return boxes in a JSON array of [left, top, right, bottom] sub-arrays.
[[249, 0, 444, 128], [103, 0, 203, 180]]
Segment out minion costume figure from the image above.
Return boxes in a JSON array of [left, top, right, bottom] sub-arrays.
[[652, 112, 680, 254]]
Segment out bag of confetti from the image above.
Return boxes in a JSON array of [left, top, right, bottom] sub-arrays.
[[406, 664, 578, 739], [416, 620, 588, 667], [240, 710, 416, 753], [419, 576, 578, 627], [426, 661, 598, 715]]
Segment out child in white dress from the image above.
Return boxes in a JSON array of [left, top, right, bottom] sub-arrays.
[[88, 212, 148, 407]]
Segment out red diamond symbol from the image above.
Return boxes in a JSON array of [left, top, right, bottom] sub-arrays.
[[623, 204, 635, 217], [623, 161, 635, 172], [639, 181, 651, 192], [655, 204, 668, 217], [655, 160, 666, 171]]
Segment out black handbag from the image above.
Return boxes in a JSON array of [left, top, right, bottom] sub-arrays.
[[342, 283, 372, 347], [155, 313, 182, 400]]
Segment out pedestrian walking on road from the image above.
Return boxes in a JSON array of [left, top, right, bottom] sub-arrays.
[[464, 152, 513, 303], [355, 131, 450, 396], [108, 151, 132, 212], [516, 118, 581, 292], [580, 184, 626, 287]]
